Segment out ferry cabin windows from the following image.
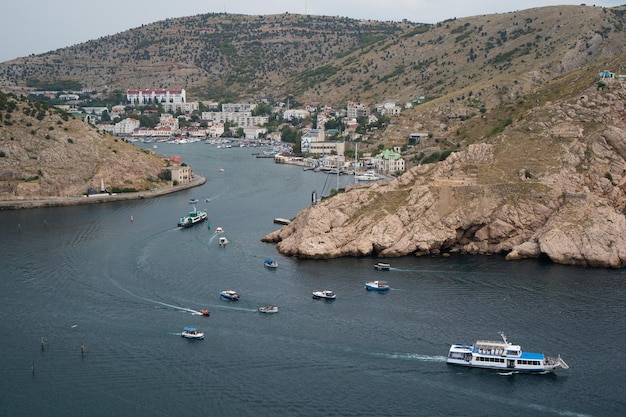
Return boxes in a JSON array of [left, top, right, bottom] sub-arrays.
[[475, 357, 505, 363]]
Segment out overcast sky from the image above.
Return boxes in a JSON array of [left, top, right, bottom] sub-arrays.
[[1, 1, 623, 63]]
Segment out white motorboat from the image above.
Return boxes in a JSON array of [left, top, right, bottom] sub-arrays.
[[218, 236, 228, 246], [312, 290, 336, 300], [447, 332, 569, 373], [220, 290, 240, 300], [355, 171, 381, 181], [374, 262, 391, 271], [258, 306, 279, 314], [181, 327, 204, 340]]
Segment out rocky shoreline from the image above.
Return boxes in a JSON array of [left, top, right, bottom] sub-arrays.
[[0, 175, 206, 210]]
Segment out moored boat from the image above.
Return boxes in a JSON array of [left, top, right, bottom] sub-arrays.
[[264, 258, 278, 269], [220, 290, 239, 300], [258, 306, 279, 314], [218, 236, 228, 246], [312, 290, 336, 300], [181, 327, 204, 339], [355, 171, 381, 181], [177, 206, 208, 228], [365, 280, 389, 291], [374, 262, 391, 271], [446, 332, 569, 373]]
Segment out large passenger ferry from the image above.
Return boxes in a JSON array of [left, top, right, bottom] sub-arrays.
[[447, 332, 569, 373]]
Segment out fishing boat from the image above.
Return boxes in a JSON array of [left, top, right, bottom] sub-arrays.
[[181, 327, 204, 340], [220, 290, 240, 301], [264, 258, 278, 269], [373, 262, 391, 271], [218, 236, 228, 246], [446, 332, 569, 373], [177, 207, 208, 228], [258, 306, 279, 314], [365, 280, 389, 291], [312, 290, 336, 300]]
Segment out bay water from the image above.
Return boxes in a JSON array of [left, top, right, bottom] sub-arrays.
[[0, 142, 624, 417]]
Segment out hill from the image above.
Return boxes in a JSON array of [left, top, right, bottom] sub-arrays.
[[0, 92, 173, 201], [1, 5, 625, 107]]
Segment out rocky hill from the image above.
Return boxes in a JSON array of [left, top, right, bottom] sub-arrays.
[[1, 5, 625, 108], [264, 70, 626, 268], [0, 92, 171, 200]]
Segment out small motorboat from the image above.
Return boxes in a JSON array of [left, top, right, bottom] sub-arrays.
[[264, 258, 278, 269], [374, 262, 391, 271], [258, 306, 279, 314], [181, 327, 204, 340], [215, 227, 224, 234], [189, 198, 199, 204], [220, 290, 240, 301], [218, 236, 228, 246], [365, 280, 390, 291], [199, 309, 210, 316], [312, 290, 336, 300]]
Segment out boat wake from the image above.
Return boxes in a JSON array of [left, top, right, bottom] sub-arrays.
[[370, 351, 448, 363], [110, 279, 205, 315]]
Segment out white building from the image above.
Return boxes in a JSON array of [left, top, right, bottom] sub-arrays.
[[113, 118, 140, 135], [127, 89, 186, 105], [201, 111, 268, 126]]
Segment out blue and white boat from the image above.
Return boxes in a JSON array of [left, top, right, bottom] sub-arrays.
[[220, 290, 240, 301], [365, 280, 389, 291], [264, 258, 278, 269], [447, 332, 569, 373], [189, 198, 199, 204], [181, 327, 204, 340]]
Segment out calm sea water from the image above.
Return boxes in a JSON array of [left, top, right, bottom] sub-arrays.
[[0, 143, 624, 417]]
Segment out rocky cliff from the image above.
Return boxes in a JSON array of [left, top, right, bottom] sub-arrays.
[[264, 79, 626, 268]]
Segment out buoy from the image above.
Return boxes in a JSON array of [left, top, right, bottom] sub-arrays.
[[130, 215, 134, 222]]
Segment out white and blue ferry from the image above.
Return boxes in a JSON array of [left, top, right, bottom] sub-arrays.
[[447, 332, 569, 373]]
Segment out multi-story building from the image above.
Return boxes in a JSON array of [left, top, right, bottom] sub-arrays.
[[346, 101, 369, 119], [113, 118, 140, 135], [201, 111, 268, 126], [126, 89, 186, 105]]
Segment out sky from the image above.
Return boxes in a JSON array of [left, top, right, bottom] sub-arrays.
[[1, 0, 624, 63]]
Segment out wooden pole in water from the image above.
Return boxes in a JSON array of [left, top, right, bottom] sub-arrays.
[[40, 337, 45, 351], [81, 344, 85, 357], [32, 361, 35, 375]]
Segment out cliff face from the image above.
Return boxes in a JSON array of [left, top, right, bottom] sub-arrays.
[[264, 80, 626, 268]]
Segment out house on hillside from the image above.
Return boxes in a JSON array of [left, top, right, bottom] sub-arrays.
[[373, 149, 405, 174]]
